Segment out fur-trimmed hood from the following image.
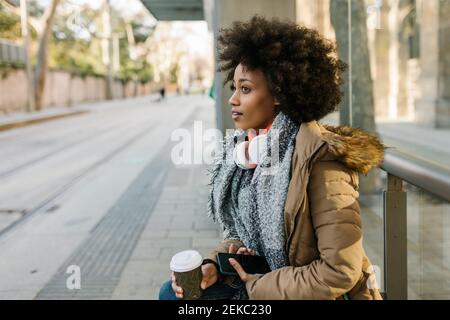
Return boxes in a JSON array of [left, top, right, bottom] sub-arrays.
[[321, 124, 385, 174], [237, 120, 385, 300]]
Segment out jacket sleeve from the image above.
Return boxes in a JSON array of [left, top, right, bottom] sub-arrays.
[[245, 160, 364, 299], [206, 239, 244, 263]]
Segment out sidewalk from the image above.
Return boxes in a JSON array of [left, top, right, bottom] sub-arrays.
[[24, 94, 223, 299], [110, 100, 222, 299], [112, 165, 221, 299], [0, 94, 161, 132]]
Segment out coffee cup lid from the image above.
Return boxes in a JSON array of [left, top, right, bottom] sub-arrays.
[[170, 250, 203, 272]]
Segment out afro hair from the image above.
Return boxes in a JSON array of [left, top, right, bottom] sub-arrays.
[[218, 15, 347, 124]]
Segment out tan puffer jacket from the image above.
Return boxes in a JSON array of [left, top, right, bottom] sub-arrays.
[[207, 121, 384, 300]]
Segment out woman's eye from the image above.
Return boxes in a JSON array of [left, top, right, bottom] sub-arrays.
[[230, 84, 236, 91], [241, 86, 250, 94]]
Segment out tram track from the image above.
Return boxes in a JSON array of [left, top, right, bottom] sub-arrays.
[[0, 120, 159, 240]]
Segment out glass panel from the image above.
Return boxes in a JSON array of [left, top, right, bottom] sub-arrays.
[[335, 0, 450, 299], [359, 169, 387, 294], [336, 0, 450, 169], [405, 182, 450, 299], [369, 0, 450, 172], [359, 169, 450, 300]]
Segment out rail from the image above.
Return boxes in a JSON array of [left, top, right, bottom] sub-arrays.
[[379, 149, 450, 299]]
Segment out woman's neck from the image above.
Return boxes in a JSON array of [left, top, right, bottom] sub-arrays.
[[247, 121, 273, 141]]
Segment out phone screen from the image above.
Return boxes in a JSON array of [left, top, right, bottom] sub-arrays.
[[216, 253, 271, 276]]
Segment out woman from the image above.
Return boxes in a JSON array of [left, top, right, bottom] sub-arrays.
[[159, 15, 383, 300]]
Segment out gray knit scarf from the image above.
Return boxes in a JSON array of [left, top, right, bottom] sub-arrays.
[[206, 111, 300, 299]]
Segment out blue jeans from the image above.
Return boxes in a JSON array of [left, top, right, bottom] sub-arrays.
[[158, 280, 240, 300]]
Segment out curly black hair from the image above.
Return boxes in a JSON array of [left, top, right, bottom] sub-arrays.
[[218, 15, 347, 124]]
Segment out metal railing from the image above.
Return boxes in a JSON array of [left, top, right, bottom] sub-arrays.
[[380, 149, 450, 300]]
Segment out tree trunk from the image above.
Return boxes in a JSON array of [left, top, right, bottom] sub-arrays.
[[330, 0, 379, 194], [102, 0, 114, 100], [34, 0, 60, 111], [330, 0, 376, 133]]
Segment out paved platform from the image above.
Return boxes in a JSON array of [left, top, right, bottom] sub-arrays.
[[1, 97, 448, 300], [0, 94, 222, 299], [36, 99, 222, 299]]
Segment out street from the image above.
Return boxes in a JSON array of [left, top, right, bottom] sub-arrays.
[[0, 94, 222, 299]]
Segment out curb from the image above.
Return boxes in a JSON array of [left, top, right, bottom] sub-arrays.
[[0, 110, 89, 132]]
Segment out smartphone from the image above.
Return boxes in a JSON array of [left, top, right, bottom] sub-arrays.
[[216, 252, 271, 276]]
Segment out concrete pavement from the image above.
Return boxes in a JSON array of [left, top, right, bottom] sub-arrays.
[[110, 97, 222, 300], [0, 94, 222, 299], [2, 97, 448, 300]]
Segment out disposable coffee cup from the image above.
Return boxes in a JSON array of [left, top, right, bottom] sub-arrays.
[[170, 250, 203, 300]]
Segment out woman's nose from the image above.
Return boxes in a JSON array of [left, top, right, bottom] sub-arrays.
[[229, 91, 239, 106]]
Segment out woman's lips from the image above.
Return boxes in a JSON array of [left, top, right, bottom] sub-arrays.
[[232, 111, 243, 120]]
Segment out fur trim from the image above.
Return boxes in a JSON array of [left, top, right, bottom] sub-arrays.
[[322, 125, 385, 174]]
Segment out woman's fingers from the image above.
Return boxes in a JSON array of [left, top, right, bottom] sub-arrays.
[[230, 244, 257, 256], [236, 247, 247, 254], [201, 269, 211, 290], [173, 283, 183, 298], [201, 263, 219, 290], [171, 273, 183, 299], [229, 258, 250, 283], [236, 247, 256, 255], [201, 276, 214, 290]]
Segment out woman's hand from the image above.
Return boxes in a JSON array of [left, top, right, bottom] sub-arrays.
[[171, 272, 184, 298], [171, 263, 219, 299], [228, 243, 258, 283], [228, 258, 258, 283], [170, 243, 258, 298], [229, 243, 256, 256]]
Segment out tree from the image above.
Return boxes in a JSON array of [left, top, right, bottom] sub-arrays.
[[169, 62, 179, 84], [0, 3, 21, 40], [330, 0, 376, 133], [330, 0, 378, 193], [49, 3, 104, 77], [34, 0, 60, 110], [0, 0, 41, 35]]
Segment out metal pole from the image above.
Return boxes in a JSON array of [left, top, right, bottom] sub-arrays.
[[20, 0, 35, 113], [383, 173, 408, 299], [347, 0, 353, 126]]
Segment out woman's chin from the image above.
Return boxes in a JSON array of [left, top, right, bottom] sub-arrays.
[[233, 121, 244, 129]]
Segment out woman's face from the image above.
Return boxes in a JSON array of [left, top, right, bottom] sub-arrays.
[[229, 63, 278, 131]]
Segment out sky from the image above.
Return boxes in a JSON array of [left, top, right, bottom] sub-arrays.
[[35, 0, 211, 57], [168, 21, 211, 56]]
